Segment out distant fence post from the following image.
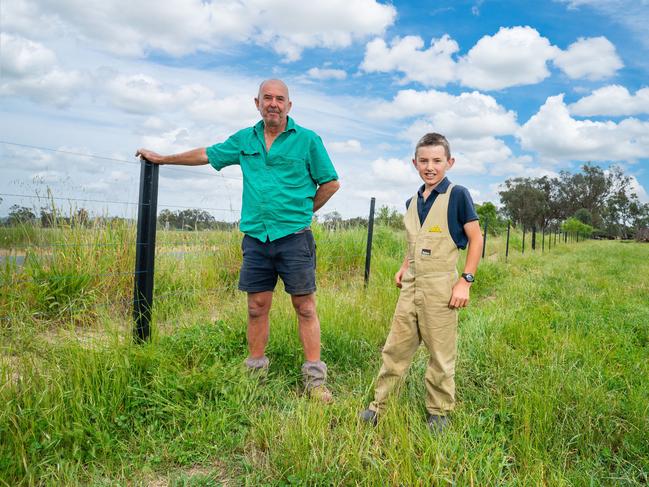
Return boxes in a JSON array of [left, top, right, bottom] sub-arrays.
[[482, 218, 488, 259], [564, 231, 568, 244], [364, 197, 376, 287], [522, 226, 526, 254], [505, 221, 511, 261], [532, 226, 537, 251], [133, 159, 159, 342], [542, 227, 545, 252]]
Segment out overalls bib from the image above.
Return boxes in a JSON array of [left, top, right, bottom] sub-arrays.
[[370, 185, 459, 415]]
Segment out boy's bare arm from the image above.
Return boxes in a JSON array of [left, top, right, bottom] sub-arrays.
[[395, 254, 409, 288], [135, 147, 209, 166], [449, 220, 483, 309]]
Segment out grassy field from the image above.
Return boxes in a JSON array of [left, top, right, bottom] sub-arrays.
[[1, 224, 648, 485]]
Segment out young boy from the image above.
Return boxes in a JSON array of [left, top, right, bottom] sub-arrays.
[[360, 133, 483, 432]]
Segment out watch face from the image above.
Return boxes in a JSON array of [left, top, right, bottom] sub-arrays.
[[463, 273, 475, 282]]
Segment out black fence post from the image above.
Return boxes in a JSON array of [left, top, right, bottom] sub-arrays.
[[522, 226, 526, 254], [482, 218, 488, 259], [532, 226, 537, 251], [364, 197, 376, 287], [133, 159, 159, 342], [542, 226, 545, 253], [505, 221, 511, 262], [548, 227, 551, 251], [564, 230, 568, 244]]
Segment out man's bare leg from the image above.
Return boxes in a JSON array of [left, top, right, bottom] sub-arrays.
[[291, 293, 320, 361], [246, 291, 273, 366], [292, 293, 331, 402]]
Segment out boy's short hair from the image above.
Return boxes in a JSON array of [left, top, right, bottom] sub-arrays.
[[415, 133, 451, 160]]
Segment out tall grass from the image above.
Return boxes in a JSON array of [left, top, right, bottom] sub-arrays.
[[1, 225, 648, 485]]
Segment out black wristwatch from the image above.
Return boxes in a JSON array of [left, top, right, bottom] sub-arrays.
[[461, 273, 475, 283]]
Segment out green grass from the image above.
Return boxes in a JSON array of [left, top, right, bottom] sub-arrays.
[[1, 225, 648, 485]]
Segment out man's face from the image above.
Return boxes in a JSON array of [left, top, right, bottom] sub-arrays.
[[412, 145, 454, 188], [255, 80, 292, 128]]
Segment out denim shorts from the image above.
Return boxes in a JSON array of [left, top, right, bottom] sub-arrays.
[[239, 229, 317, 295]]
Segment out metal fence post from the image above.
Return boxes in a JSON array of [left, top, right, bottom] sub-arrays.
[[532, 226, 537, 251], [133, 159, 159, 342], [505, 221, 511, 262], [482, 218, 488, 259], [364, 197, 376, 286]]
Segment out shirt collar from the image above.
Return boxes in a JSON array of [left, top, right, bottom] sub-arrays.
[[254, 116, 296, 135], [417, 177, 451, 198]]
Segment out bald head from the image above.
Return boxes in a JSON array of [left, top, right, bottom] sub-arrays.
[[258, 79, 290, 100]]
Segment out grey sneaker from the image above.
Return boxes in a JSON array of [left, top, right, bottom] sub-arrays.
[[359, 409, 378, 426], [426, 414, 448, 433]]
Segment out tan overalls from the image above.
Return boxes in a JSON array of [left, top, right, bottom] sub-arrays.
[[370, 185, 459, 416]]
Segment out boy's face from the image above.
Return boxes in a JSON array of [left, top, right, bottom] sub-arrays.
[[412, 145, 454, 188]]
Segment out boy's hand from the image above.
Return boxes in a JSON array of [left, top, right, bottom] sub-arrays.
[[449, 279, 471, 309], [395, 267, 406, 288]]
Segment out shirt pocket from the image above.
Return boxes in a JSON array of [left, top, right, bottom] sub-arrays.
[[267, 155, 309, 188]]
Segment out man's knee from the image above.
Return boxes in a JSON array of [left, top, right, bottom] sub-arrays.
[[292, 296, 317, 320], [248, 294, 271, 319]]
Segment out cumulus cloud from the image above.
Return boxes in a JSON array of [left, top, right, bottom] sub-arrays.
[[360, 35, 459, 86], [370, 89, 518, 140], [569, 85, 649, 116], [553, 37, 623, 80], [0, 33, 85, 107], [457, 26, 560, 90], [4, 0, 396, 61], [306, 68, 347, 80], [361, 27, 622, 90], [517, 94, 649, 161], [371, 157, 420, 184]]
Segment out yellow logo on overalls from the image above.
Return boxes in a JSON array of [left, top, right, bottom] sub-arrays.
[[428, 225, 442, 233]]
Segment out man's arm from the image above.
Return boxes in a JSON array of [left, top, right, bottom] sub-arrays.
[[448, 220, 483, 309], [313, 179, 340, 212], [135, 147, 208, 166]]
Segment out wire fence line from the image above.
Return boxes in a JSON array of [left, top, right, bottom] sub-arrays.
[[0, 140, 244, 182], [2, 158, 588, 340]]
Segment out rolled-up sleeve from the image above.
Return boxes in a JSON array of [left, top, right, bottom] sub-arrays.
[[206, 132, 242, 171], [307, 135, 338, 185]]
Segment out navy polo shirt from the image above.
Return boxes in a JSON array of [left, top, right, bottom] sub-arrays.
[[405, 177, 479, 249]]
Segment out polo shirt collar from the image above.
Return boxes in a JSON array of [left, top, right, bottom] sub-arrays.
[[417, 177, 451, 197]]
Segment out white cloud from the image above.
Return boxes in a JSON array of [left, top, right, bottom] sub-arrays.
[[553, 37, 623, 80], [360, 35, 459, 86], [371, 89, 518, 140], [629, 175, 649, 203], [361, 27, 621, 90], [518, 94, 649, 161], [306, 68, 347, 80], [371, 157, 419, 184], [457, 26, 560, 90], [569, 85, 649, 116], [4, 0, 396, 61], [329, 140, 362, 153], [0, 33, 85, 107]]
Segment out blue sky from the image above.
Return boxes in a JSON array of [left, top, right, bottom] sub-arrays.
[[1, 0, 648, 221]]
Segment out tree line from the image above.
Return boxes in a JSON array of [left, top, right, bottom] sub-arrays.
[[497, 164, 649, 239]]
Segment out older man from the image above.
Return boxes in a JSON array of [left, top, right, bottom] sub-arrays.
[[136, 79, 340, 402]]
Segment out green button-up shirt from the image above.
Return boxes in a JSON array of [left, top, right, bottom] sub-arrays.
[[206, 117, 338, 242]]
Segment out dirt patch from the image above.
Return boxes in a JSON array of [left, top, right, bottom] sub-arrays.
[[144, 460, 233, 486]]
